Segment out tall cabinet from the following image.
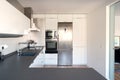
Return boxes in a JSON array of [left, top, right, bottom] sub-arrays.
[[45, 14, 58, 30], [73, 15, 87, 65]]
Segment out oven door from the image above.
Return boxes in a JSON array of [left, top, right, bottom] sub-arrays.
[[45, 40, 58, 53]]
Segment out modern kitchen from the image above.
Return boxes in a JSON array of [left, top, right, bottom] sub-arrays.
[[0, 0, 87, 66], [0, 0, 118, 80], [29, 13, 87, 67]]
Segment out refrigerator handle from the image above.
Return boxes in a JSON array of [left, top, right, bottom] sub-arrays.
[[54, 31, 58, 39]]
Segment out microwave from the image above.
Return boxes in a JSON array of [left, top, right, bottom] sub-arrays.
[[45, 30, 57, 39]]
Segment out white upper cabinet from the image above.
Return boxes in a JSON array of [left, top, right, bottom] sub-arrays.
[[72, 14, 87, 65], [45, 14, 58, 30], [73, 15, 87, 47], [0, 0, 30, 34], [73, 14, 86, 19], [46, 14, 57, 19], [58, 14, 73, 22]]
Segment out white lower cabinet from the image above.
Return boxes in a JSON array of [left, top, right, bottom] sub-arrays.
[[32, 53, 58, 66], [45, 54, 58, 65], [45, 59, 57, 65], [32, 54, 45, 66], [73, 47, 87, 65]]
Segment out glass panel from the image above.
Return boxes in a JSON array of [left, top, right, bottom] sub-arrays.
[[109, 3, 115, 80], [47, 42, 55, 48], [114, 36, 120, 46]]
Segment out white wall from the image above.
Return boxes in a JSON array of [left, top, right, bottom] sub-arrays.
[[0, 35, 28, 55], [87, 6, 106, 76], [0, 0, 30, 55], [28, 32, 45, 46], [115, 16, 120, 36], [30, 14, 46, 46], [87, 0, 116, 78]]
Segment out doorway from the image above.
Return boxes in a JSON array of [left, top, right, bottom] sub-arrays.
[[106, 1, 120, 80], [114, 2, 120, 80], [58, 22, 73, 66]]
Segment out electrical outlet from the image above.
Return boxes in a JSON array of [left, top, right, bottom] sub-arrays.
[[2, 46, 4, 50], [0, 45, 8, 50]]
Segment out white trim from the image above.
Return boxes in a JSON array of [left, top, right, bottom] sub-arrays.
[[106, 5, 110, 80]]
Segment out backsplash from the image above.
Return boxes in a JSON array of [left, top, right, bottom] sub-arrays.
[[0, 35, 28, 55]]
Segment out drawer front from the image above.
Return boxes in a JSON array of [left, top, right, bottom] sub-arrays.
[[45, 59, 57, 65]]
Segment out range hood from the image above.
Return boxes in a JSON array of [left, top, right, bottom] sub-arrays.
[[28, 23, 40, 32], [24, 7, 40, 32]]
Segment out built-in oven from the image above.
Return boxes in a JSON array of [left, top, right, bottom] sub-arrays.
[[45, 30, 58, 53], [45, 30, 57, 39], [45, 39, 58, 53]]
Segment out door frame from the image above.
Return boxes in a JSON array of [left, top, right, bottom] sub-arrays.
[[106, 0, 120, 80]]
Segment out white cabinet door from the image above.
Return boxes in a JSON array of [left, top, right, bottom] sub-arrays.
[[45, 54, 58, 65], [45, 14, 58, 30], [73, 47, 87, 65], [73, 14, 86, 19], [58, 14, 72, 22], [46, 14, 57, 19], [46, 18, 58, 30], [73, 18, 87, 47], [73, 16, 87, 65], [0, 0, 30, 34], [45, 59, 57, 65]]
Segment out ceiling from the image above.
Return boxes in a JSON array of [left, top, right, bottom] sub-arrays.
[[17, 0, 108, 14]]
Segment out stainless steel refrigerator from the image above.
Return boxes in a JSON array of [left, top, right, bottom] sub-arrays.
[[58, 22, 73, 65]]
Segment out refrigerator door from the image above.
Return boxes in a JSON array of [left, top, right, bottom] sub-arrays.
[[58, 22, 73, 65]]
